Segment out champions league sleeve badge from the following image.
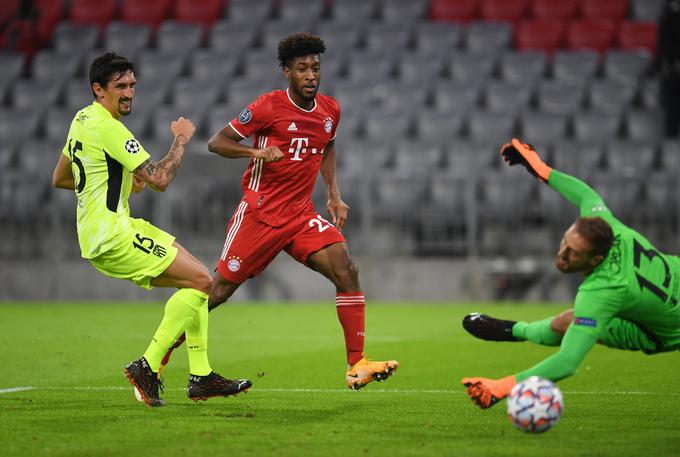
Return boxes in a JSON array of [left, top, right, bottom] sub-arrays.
[[124, 139, 140, 154], [238, 108, 252, 124]]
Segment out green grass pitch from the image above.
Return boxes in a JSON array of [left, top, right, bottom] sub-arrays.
[[2, 302, 680, 457]]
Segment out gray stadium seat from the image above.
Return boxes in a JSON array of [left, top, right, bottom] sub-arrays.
[[209, 21, 259, 53], [136, 50, 187, 85], [52, 23, 99, 57], [467, 111, 516, 143], [330, 0, 377, 24], [553, 51, 600, 85], [226, 79, 279, 110], [520, 112, 570, 148], [604, 50, 653, 86], [0, 109, 41, 147], [370, 81, 429, 112], [388, 140, 443, 177], [151, 105, 205, 139], [414, 23, 462, 57], [536, 80, 585, 115], [588, 79, 637, 115], [398, 53, 447, 83], [630, 0, 664, 21], [572, 112, 621, 143], [660, 140, 680, 171], [277, 0, 326, 22], [640, 78, 659, 110], [104, 22, 151, 60], [64, 79, 95, 111], [156, 22, 204, 57], [335, 107, 364, 138], [380, 0, 429, 23], [45, 107, 78, 142], [605, 140, 657, 178], [129, 79, 169, 111], [364, 23, 413, 54], [500, 51, 547, 85], [441, 142, 487, 177], [16, 139, 64, 178], [330, 81, 373, 113], [345, 50, 396, 82], [433, 82, 482, 113], [190, 50, 238, 84], [364, 112, 412, 140], [227, 0, 272, 23], [625, 111, 663, 142], [241, 51, 285, 86], [120, 107, 152, 138], [416, 110, 466, 141], [450, 52, 496, 83], [171, 78, 222, 112], [484, 81, 533, 114], [0, 53, 25, 102], [553, 141, 605, 177], [31, 50, 80, 82], [203, 104, 233, 138], [315, 22, 362, 54], [465, 22, 513, 55], [372, 175, 427, 223], [260, 21, 315, 52], [12, 80, 62, 110]]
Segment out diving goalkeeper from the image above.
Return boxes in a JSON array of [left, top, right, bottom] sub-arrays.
[[461, 139, 680, 409]]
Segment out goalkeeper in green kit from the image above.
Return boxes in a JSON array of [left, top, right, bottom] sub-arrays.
[[461, 139, 680, 409]]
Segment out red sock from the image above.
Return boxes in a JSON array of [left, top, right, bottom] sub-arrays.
[[336, 291, 365, 366]]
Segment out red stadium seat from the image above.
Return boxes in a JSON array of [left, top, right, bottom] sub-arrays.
[[174, 0, 225, 27], [34, 0, 65, 44], [69, 0, 118, 31], [481, 0, 530, 23], [430, 0, 480, 23], [618, 21, 658, 54], [567, 19, 617, 54], [515, 20, 565, 54], [581, 0, 629, 21], [121, 0, 172, 30], [530, 0, 580, 21], [0, 0, 20, 26]]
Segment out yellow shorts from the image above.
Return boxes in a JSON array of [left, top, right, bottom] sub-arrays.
[[90, 218, 178, 290]]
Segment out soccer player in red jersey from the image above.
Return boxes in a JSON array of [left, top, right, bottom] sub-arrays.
[[164, 33, 398, 390]]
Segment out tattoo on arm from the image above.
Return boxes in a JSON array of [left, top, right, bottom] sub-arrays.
[[134, 137, 186, 190]]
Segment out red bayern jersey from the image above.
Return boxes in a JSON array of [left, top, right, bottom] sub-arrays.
[[228, 88, 341, 227]]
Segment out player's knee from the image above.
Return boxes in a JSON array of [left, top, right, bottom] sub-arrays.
[[550, 310, 574, 335], [333, 259, 359, 290], [194, 268, 212, 295]]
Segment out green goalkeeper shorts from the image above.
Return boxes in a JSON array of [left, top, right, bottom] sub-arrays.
[[90, 218, 178, 290], [598, 317, 680, 354]]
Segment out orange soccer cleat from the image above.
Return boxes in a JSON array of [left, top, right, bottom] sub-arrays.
[[345, 357, 399, 390]]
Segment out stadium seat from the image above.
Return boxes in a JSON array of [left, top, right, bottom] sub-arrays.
[[156, 21, 204, 56], [630, 0, 664, 21], [660, 140, 680, 171], [433, 81, 483, 113], [520, 112, 570, 146], [604, 50, 652, 85], [588, 79, 637, 115], [530, 0, 580, 20], [480, 0, 530, 23], [364, 112, 413, 140], [625, 111, 663, 142], [104, 22, 151, 60], [500, 51, 547, 84], [329, 81, 374, 114], [151, 105, 204, 139], [330, 0, 377, 23], [259, 21, 315, 52], [226, 0, 272, 23], [64, 78, 94, 111], [450, 52, 496, 83], [171, 77, 222, 112], [0, 109, 41, 147], [31, 50, 80, 82], [241, 51, 288, 86], [34, 0, 65, 45], [566, 20, 617, 55], [173, 0, 224, 27], [388, 140, 443, 177], [127, 78, 169, 111], [68, 0, 118, 31], [315, 22, 362, 54], [0, 52, 26, 91], [135, 50, 186, 85], [552, 50, 600, 85], [430, 0, 480, 23], [345, 50, 396, 82], [52, 23, 99, 57], [536, 80, 585, 115], [617, 21, 658, 54], [639, 78, 659, 110], [572, 112, 621, 142], [381, 0, 429, 23], [606, 140, 656, 177], [13, 79, 62, 110], [120, 0, 172, 30], [371, 81, 430, 112], [190, 50, 238, 84], [278, 0, 326, 22], [465, 21, 513, 54], [372, 175, 426, 223], [120, 106, 152, 137], [0, 0, 19, 26], [515, 20, 565, 54], [209, 21, 258, 53], [226, 79, 279, 110], [203, 103, 232, 137], [45, 107, 74, 141], [468, 110, 516, 142], [398, 53, 448, 83], [364, 23, 413, 54], [553, 140, 605, 176], [414, 23, 462, 57], [416, 110, 466, 141], [484, 81, 533, 114], [581, 0, 630, 21]]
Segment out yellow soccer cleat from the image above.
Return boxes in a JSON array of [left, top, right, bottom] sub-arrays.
[[345, 357, 399, 390]]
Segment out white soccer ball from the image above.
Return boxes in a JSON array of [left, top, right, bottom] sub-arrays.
[[507, 376, 563, 433]]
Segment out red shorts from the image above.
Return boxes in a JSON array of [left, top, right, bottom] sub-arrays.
[[216, 200, 346, 284]]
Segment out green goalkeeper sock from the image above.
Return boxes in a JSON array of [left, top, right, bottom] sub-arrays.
[[512, 317, 562, 346], [143, 288, 207, 372], [185, 290, 212, 376]]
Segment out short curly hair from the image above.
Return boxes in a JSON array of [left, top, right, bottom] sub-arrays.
[[277, 32, 326, 69]]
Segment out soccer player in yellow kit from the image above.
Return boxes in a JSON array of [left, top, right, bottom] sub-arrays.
[[52, 52, 251, 407], [461, 139, 680, 409]]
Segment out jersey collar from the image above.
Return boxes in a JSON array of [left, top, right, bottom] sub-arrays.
[[286, 88, 316, 113]]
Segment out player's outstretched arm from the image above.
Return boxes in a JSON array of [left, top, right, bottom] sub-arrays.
[[319, 140, 349, 230], [208, 125, 283, 162], [134, 117, 195, 192], [52, 153, 75, 190], [501, 138, 608, 216]]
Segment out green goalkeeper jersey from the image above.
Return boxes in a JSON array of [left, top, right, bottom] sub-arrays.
[[62, 101, 150, 259], [516, 170, 680, 382]]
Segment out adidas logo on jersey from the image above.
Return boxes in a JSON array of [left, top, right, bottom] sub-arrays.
[[287, 122, 298, 131]]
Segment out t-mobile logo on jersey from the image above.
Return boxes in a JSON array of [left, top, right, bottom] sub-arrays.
[[288, 137, 322, 161]]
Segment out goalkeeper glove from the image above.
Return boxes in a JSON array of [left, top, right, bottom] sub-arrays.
[[461, 375, 517, 409], [500, 138, 552, 182]]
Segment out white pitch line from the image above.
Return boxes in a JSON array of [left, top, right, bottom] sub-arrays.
[[1, 386, 679, 396]]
